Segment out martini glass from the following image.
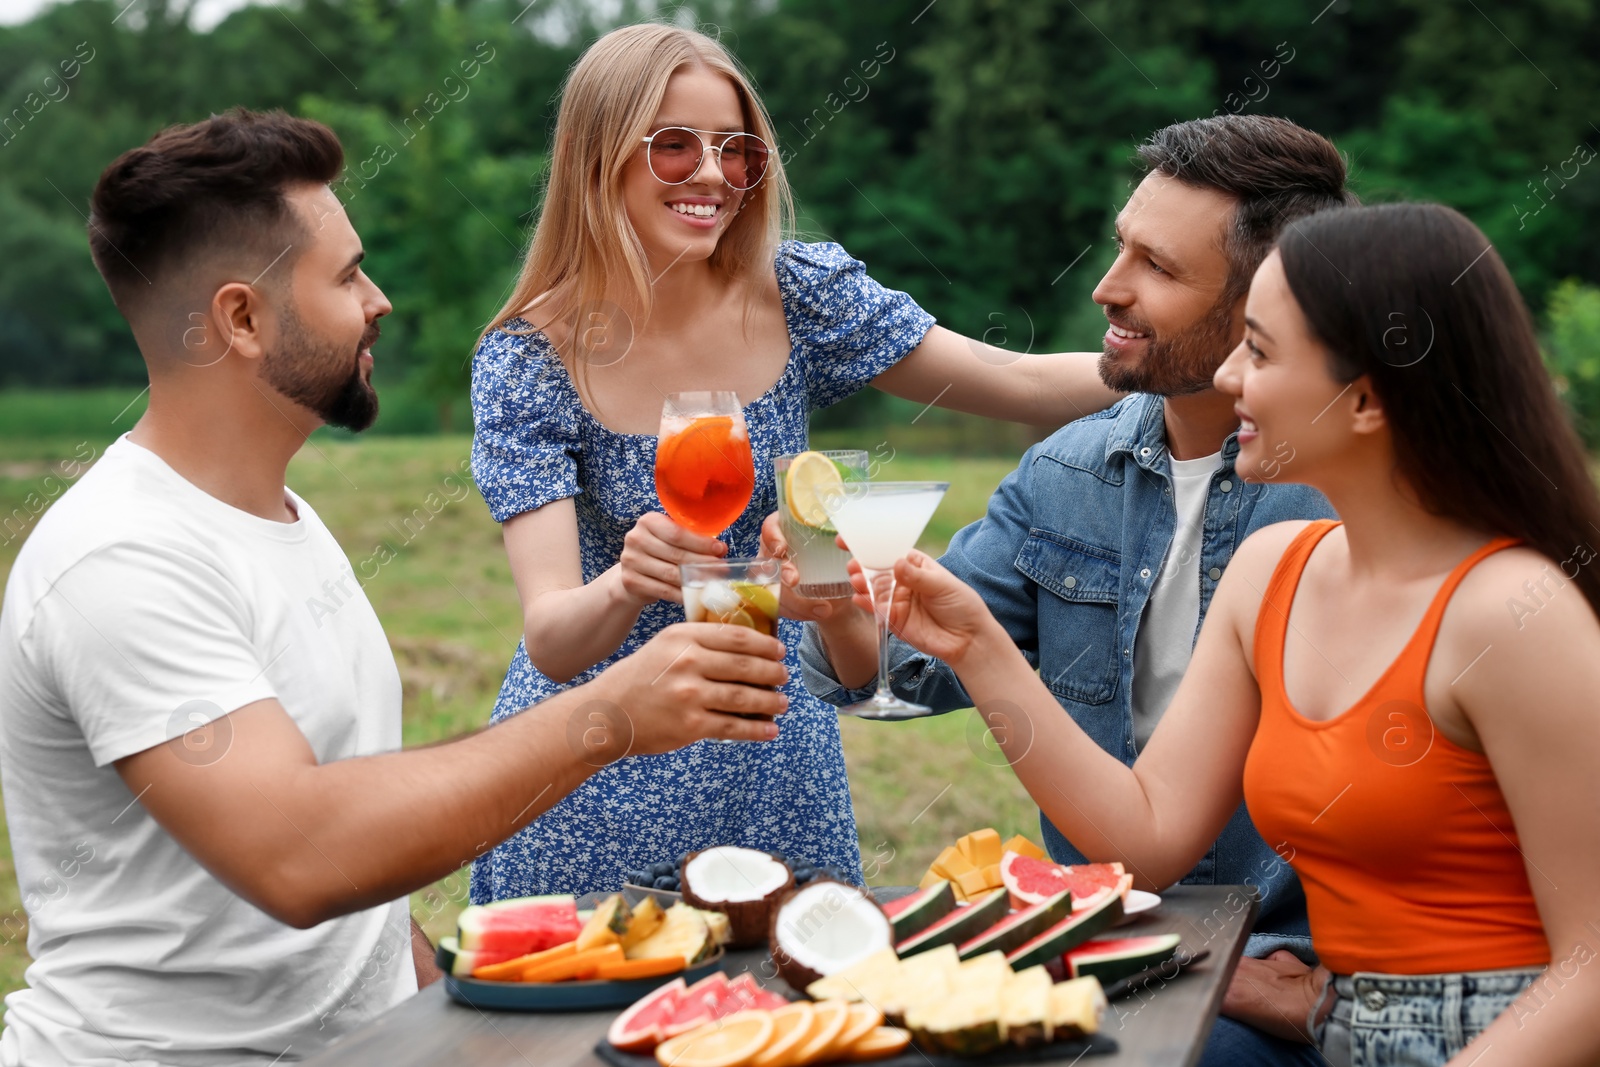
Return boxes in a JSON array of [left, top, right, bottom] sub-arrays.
[[822, 480, 949, 720]]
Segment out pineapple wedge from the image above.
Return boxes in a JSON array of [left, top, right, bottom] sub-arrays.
[[1048, 976, 1108, 1039], [1001, 966, 1052, 1048], [623, 902, 714, 964], [619, 895, 665, 949]]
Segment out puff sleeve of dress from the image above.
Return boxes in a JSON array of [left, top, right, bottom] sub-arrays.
[[470, 324, 583, 523], [777, 240, 936, 412]]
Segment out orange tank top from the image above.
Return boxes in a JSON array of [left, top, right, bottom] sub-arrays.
[[1243, 519, 1549, 975]]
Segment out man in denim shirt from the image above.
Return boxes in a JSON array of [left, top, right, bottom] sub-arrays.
[[796, 116, 1350, 1065]]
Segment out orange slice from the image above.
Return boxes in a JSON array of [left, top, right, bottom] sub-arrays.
[[469, 940, 576, 981], [787, 999, 849, 1067], [656, 1010, 776, 1067], [750, 1002, 816, 1067], [843, 1027, 911, 1061], [828, 1002, 883, 1059]]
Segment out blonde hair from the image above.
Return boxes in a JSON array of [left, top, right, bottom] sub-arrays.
[[482, 23, 793, 366]]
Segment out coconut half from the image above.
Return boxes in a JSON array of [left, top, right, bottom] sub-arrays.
[[680, 846, 794, 948], [768, 878, 895, 993]]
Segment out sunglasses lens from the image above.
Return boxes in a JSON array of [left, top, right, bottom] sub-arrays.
[[720, 134, 769, 190], [647, 128, 704, 184]]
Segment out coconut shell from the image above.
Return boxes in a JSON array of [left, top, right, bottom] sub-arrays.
[[680, 847, 794, 949], [767, 878, 892, 994]]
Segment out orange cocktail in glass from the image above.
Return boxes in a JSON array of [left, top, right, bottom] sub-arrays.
[[655, 391, 756, 537]]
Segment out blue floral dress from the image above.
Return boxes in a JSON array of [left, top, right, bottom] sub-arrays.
[[468, 241, 935, 902]]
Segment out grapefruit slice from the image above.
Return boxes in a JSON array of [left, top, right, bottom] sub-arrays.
[[999, 852, 1132, 910], [655, 1010, 775, 1067], [607, 977, 685, 1053]]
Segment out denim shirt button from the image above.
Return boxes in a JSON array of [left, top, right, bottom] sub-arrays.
[[1362, 989, 1387, 1011], [1140, 447, 1152, 457], [1139, 568, 1151, 579], [1219, 479, 1233, 492], [1208, 567, 1222, 580], [1063, 576, 1077, 589], [1123, 648, 1131, 658]]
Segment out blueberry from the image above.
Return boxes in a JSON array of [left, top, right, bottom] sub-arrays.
[[793, 865, 815, 884], [662, 876, 681, 892], [653, 875, 679, 891], [818, 866, 846, 882], [650, 861, 674, 878], [626, 869, 650, 886], [677, 852, 694, 870]]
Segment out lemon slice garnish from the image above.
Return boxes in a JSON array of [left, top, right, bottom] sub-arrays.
[[784, 451, 846, 529]]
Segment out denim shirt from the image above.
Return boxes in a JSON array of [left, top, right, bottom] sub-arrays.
[[800, 394, 1336, 960]]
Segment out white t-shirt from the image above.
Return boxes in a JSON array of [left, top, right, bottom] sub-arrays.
[[0, 436, 416, 1067], [1130, 450, 1222, 752]]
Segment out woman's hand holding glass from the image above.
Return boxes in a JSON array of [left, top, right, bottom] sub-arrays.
[[617, 511, 727, 607], [844, 549, 999, 666]]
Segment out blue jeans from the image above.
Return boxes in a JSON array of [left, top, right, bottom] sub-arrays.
[[1316, 968, 1542, 1066], [1202, 1016, 1325, 1067]]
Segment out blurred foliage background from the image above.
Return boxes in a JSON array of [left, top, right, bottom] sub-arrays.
[[1, 0, 1599, 438]]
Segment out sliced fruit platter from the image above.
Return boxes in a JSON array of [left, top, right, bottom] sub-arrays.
[[440, 891, 733, 1010], [598, 837, 1177, 1064]]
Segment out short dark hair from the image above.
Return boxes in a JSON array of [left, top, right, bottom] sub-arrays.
[[1136, 115, 1355, 303], [88, 107, 343, 312]]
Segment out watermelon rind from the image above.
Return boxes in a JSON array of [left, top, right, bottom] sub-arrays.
[[955, 890, 1073, 960], [1004, 890, 1125, 970], [883, 880, 957, 941], [895, 889, 1009, 957], [1066, 932, 1182, 984]]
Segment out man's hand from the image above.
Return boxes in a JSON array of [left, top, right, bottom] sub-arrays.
[[1219, 950, 1327, 1043], [584, 621, 789, 756]]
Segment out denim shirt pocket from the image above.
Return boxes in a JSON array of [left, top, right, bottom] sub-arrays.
[[1014, 530, 1122, 706]]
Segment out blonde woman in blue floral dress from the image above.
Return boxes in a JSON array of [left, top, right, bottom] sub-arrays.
[[469, 23, 1119, 902]]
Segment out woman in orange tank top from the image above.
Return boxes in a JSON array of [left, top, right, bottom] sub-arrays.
[[861, 204, 1600, 1067]]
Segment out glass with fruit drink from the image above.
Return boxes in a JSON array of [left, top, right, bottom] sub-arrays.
[[679, 557, 783, 743], [655, 391, 756, 537], [822, 480, 949, 720], [773, 450, 868, 599]]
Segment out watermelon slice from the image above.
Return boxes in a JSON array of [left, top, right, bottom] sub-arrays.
[[955, 890, 1072, 960], [999, 852, 1133, 910], [606, 976, 685, 1053], [1064, 933, 1182, 984], [434, 935, 521, 977], [896, 889, 1009, 957], [457, 894, 581, 957], [881, 880, 957, 941], [1004, 888, 1125, 969]]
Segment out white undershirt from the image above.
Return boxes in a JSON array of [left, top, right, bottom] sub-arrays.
[[1130, 450, 1222, 752]]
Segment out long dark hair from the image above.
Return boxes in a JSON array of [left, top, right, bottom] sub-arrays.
[[1277, 202, 1600, 618]]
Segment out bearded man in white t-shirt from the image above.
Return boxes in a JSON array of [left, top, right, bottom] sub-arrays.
[[0, 108, 790, 1067]]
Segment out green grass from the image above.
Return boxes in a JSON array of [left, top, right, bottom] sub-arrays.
[[0, 427, 1038, 989]]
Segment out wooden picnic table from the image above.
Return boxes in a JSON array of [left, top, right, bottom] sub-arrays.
[[304, 883, 1260, 1067]]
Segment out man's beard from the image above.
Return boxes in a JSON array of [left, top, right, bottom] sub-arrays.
[[262, 304, 380, 432], [1097, 295, 1237, 397]]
